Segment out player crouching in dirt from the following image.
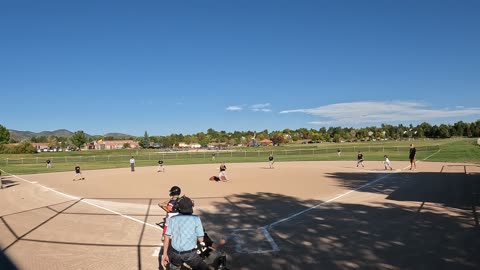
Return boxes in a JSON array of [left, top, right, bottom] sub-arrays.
[[160, 195, 228, 270]]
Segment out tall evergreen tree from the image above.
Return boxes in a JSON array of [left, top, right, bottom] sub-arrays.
[[0, 124, 10, 144]]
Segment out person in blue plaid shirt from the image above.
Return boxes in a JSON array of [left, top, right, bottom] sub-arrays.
[[161, 196, 208, 270]]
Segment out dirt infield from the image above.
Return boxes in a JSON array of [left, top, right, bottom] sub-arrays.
[[1, 160, 479, 270]]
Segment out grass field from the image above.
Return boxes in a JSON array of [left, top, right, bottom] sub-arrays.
[[0, 138, 478, 175]]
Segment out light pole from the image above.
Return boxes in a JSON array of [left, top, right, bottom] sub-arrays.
[[403, 129, 417, 141]]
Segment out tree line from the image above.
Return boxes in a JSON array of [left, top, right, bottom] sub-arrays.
[[142, 120, 480, 147], [0, 120, 479, 153]]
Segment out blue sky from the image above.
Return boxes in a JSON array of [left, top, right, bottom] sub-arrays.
[[1, 0, 479, 136]]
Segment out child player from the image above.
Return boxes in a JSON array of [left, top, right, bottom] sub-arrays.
[[73, 164, 85, 181], [157, 160, 165, 172], [157, 186, 181, 237], [384, 155, 393, 171]]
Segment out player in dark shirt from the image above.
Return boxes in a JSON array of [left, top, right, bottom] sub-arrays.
[[357, 152, 365, 168], [157, 186, 181, 235], [268, 154, 275, 169], [73, 164, 85, 181], [409, 144, 417, 170], [219, 162, 228, 181]]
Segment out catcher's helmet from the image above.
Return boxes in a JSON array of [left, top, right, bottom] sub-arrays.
[[169, 186, 181, 196]]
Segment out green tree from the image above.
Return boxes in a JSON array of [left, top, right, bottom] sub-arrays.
[[139, 131, 150, 148], [0, 124, 10, 144], [47, 136, 58, 149], [16, 141, 37, 153], [70, 131, 88, 149], [438, 124, 450, 138], [270, 132, 285, 145]]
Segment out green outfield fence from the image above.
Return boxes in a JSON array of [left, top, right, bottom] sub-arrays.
[[1, 145, 440, 165]]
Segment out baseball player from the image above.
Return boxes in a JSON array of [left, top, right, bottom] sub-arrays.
[[383, 155, 393, 170], [357, 151, 365, 168], [73, 164, 85, 181], [157, 160, 165, 172], [219, 162, 228, 181], [268, 153, 274, 169], [157, 186, 181, 237]]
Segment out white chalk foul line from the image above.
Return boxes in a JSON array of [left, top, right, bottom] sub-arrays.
[[240, 148, 443, 253], [423, 148, 441, 161], [269, 148, 441, 228], [0, 170, 162, 232], [229, 171, 402, 254], [268, 172, 395, 228]]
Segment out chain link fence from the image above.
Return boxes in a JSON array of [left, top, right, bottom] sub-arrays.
[[1, 145, 440, 165]]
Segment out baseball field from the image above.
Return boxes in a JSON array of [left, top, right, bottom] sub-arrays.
[[1, 139, 479, 270]]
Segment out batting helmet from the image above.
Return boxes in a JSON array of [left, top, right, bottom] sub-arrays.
[[169, 186, 181, 196]]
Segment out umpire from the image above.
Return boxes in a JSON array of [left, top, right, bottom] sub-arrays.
[[161, 196, 208, 270]]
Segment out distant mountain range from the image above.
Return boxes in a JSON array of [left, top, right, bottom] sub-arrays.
[[9, 129, 134, 141]]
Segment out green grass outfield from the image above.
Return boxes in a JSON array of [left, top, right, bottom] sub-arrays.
[[0, 138, 478, 175]]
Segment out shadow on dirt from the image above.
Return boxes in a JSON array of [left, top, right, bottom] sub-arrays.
[[0, 177, 19, 189], [2, 169, 479, 270], [197, 169, 480, 270], [0, 247, 18, 270]]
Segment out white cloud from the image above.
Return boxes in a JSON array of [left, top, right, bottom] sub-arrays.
[[226, 105, 243, 111], [251, 103, 271, 109], [251, 103, 272, 112], [280, 101, 480, 126], [226, 103, 273, 112]]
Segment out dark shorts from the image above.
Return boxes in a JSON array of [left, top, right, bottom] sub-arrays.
[[159, 247, 208, 270]]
